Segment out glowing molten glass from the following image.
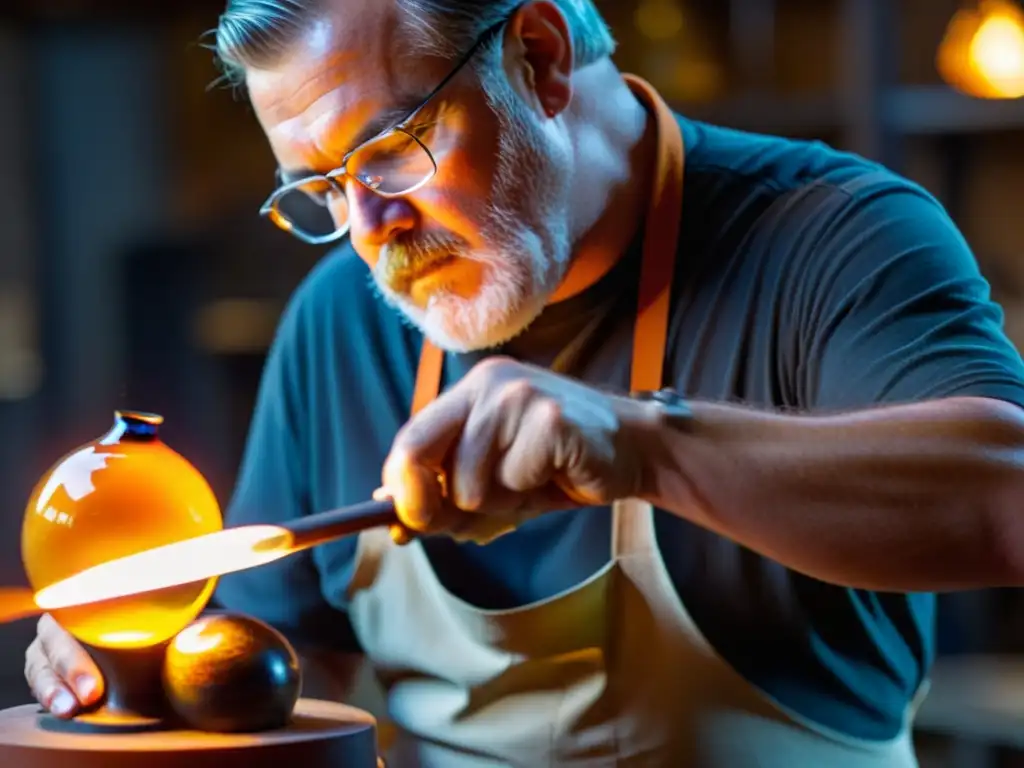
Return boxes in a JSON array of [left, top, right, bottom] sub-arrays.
[[21, 412, 224, 650], [33, 525, 292, 611]]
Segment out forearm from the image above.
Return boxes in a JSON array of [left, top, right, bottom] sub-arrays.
[[640, 396, 1024, 591]]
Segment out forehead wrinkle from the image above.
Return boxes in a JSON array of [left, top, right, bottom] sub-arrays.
[[251, 49, 359, 125], [252, 3, 448, 174], [306, 99, 378, 163], [267, 76, 417, 174], [248, 5, 402, 125], [301, 59, 432, 162]]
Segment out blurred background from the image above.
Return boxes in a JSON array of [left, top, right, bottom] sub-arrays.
[[1, 0, 1024, 763]]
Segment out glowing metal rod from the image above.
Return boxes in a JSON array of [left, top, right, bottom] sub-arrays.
[[23, 500, 399, 617]]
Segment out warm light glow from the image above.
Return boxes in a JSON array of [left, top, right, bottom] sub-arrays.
[[938, 0, 1024, 99], [172, 619, 225, 655], [194, 299, 282, 354], [21, 412, 227, 650], [24, 454, 225, 648], [635, 0, 685, 41], [34, 525, 293, 611], [0, 587, 43, 625], [971, 14, 1024, 91], [100, 631, 155, 645]]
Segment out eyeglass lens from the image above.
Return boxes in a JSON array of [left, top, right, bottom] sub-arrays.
[[272, 130, 435, 238]]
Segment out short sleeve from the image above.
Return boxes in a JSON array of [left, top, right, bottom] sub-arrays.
[[211, 281, 360, 652], [791, 176, 1024, 411]]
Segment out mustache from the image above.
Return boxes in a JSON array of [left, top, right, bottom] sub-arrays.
[[379, 233, 466, 289]]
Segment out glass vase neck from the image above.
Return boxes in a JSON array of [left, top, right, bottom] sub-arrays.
[[102, 411, 164, 444]]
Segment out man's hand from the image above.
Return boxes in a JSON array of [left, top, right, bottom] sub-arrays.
[[24, 614, 104, 717], [381, 357, 661, 541]]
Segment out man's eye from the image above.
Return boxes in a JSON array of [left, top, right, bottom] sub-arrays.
[[407, 122, 437, 140]]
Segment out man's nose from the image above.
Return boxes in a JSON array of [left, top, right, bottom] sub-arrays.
[[347, 184, 417, 248]]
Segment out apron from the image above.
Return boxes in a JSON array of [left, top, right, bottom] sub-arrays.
[[346, 76, 924, 767]]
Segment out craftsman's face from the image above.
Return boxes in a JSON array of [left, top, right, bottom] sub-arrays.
[[246, 0, 576, 351]]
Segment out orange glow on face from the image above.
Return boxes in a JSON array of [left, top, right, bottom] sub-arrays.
[[33, 525, 294, 613]]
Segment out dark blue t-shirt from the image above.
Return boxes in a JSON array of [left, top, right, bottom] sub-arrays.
[[214, 116, 1024, 741]]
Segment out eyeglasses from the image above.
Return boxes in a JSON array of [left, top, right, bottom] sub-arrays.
[[260, 9, 519, 245]]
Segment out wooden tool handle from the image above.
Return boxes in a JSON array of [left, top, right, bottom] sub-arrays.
[[281, 499, 400, 550], [0, 501, 402, 627]]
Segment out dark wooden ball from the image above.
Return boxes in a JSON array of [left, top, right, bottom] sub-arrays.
[[162, 612, 302, 733]]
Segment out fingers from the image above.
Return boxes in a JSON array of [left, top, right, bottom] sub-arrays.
[[382, 456, 449, 533], [386, 356, 612, 537], [384, 387, 473, 531], [25, 636, 71, 715], [33, 614, 103, 715], [495, 397, 562, 494], [388, 524, 415, 545], [472, 397, 592, 513], [373, 487, 416, 545], [450, 382, 522, 511]]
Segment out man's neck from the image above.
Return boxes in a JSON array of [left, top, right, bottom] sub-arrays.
[[548, 62, 659, 304]]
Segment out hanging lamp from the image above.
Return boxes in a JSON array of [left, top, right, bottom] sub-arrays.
[[937, 0, 1024, 99]]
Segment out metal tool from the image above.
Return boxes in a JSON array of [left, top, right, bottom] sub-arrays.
[[279, 498, 400, 550], [2, 498, 403, 624]]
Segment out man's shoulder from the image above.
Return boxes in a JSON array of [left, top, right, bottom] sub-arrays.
[[675, 115, 948, 255], [678, 115, 923, 203]]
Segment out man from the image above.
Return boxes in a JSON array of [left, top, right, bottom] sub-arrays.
[[24, 0, 1024, 765]]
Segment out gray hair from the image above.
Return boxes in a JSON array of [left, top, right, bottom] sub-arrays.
[[213, 0, 616, 86]]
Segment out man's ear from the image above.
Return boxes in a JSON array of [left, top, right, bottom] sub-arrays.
[[502, 1, 574, 118]]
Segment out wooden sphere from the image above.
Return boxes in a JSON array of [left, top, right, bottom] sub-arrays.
[[162, 612, 302, 733]]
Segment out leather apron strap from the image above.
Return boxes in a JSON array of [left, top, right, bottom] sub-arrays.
[[626, 73, 685, 395], [412, 337, 444, 417]]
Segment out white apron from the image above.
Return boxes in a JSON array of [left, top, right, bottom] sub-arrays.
[[347, 76, 925, 767]]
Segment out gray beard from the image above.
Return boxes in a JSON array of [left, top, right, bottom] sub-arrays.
[[372, 71, 574, 352]]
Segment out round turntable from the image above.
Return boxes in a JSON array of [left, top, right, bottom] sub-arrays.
[[0, 697, 380, 768]]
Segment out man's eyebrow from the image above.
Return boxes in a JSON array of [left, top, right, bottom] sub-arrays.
[[279, 94, 429, 184], [351, 94, 427, 148]]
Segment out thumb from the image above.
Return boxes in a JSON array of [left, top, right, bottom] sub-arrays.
[[385, 389, 473, 530], [382, 452, 446, 531]]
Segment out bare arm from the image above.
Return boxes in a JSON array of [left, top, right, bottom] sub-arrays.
[[639, 395, 1024, 591], [634, 179, 1024, 592]]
